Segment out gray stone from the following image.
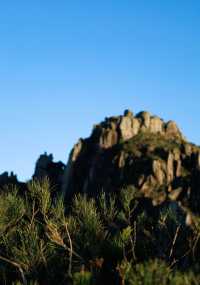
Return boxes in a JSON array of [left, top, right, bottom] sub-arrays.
[[124, 109, 134, 117], [100, 129, 118, 149], [152, 160, 165, 185], [150, 116, 164, 133], [167, 152, 174, 183], [120, 116, 134, 140], [140, 111, 151, 128], [165, 121, 182, 138], [131, 118, 140, 136]]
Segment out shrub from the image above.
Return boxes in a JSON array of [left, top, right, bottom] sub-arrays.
[[73, 269, 93, 285], [0, 185, 25, 236], [71, 194, 106, 260]]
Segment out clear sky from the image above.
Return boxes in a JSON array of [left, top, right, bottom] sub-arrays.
[[0, 1, 200, 180]]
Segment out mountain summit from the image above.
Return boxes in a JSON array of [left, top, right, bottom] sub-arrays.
[[62, 110, 200, 215]]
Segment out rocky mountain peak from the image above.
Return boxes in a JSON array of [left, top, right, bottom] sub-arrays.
[[62, 110, 200, 216], [90, 110, 184, 149]]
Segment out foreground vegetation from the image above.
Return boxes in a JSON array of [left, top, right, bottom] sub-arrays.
[[0, 178, 200, 284]]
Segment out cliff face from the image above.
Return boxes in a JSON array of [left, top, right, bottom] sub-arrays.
[[0, 171, 19, 188], [33, 153, 65, 193], [62, 110, 200, 214], [1, 109, 199, 217]]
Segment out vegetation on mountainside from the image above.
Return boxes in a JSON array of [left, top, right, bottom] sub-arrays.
[[1, 178, 200, 284], [121, 132, 200, 158], [122, 132, 182, 153]]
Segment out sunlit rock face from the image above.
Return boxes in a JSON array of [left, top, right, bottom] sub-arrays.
[[61, 109, 200, 215], [87, 110, 183, 150]]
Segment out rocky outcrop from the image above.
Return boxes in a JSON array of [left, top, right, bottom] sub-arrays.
[[0, 171, 19, 188], [62, 140, 83, 197], [89, 110, 184, 151], [152, 160, 166, 185], [1, 108, 200, 220], [34, 153, 65, 191], [0, 171, 26, 194], [62, 109, 200, 214]]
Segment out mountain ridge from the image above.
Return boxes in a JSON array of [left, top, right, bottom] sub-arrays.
[[59, 110, 199, 217], [1, 109, 200, 219]]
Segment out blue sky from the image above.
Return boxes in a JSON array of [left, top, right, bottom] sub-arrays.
[[0, 1, 200, 180]]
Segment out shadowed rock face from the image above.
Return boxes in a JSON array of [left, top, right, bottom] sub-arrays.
[[62, 110, 200, 214], [0, 171, 19, 188], [34, 153, 65, 191], [0, 171, 27, 194]]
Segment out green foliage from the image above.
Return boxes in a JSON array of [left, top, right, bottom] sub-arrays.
[[71, 194, 105, 259], [121, 226, 132, 244], [0, 185, 25, 236], [7, 224, 48, 274], [169, 270, 200, 285], [98, 192, 118, 223], [49, 195, 66, 226], [1, 179, 200, 284], [122, 132, 182, 155], [160, 206, 180, 225], [118, 259, 200, 285], [158, 205, 181, 235], [129, 259, 171, 285], [27, 178, 52, 218], [120, 186, 139, 223], [73, 270, 93, 285]]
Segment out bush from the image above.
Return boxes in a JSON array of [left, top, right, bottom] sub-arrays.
[[1, 179, 200, 284], [71, 194, 106, 260], [0, 185, 25, 236]]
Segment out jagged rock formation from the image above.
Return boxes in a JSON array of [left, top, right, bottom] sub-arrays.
[[34, 152, 65, 191], [62, 110, 200, 215], [2, 109, 199, 217], [0, 171, 27, 194], [90, 110, 183, 149], [0, 171, 19, 188], [1, 109, 200, 284]]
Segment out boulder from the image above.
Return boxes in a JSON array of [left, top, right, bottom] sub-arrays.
[[100, 129, 118, 149], [150, 116, 164, 133], [138, 111, 151, 129], [131, 118, 140, 136], [124, 109, 134, 117], [167, 152, 174, 183], [119, 116, 134, 140], [165, 121, 182, 139], [152, 160, 166, 185]]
